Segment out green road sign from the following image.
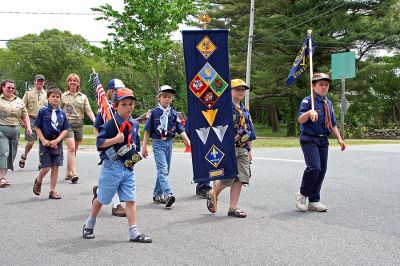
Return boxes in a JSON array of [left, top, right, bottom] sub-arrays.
[[331, 52, 356, 80]]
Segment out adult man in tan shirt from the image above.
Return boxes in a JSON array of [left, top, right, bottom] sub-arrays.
[[19, 74, 48, 169]]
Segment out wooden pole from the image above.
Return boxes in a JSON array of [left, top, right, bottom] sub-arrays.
[[307, 30, 315, 110]]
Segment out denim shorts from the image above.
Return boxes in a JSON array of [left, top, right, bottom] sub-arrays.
[[39, 143, 64, 168], [97, 159, 136, 205]]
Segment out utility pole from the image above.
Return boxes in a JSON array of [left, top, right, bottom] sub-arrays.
[[245, 0, 255, 110]]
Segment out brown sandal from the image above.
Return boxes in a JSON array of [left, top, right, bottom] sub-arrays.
[[227, 208, 247, 218], [0, 178, 8, 188], [19, 155, 27, 168], [33, 178, 42, 195], [49, 191, 61, 199]]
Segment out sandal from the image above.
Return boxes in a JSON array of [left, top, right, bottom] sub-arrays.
[[65, 175, 72, 181], [0, 178, 8, 188], [49, 191, 61, 199], [130, 234, 152, 243], [227, 208, 247, 218], [33, 178, 42, 195], [70, 175, 79, 184], [206, 190, 217, 213], [19, 155, 27, 168]]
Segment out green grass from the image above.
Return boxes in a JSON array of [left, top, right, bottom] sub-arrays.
[[20, 125, 399, 148]]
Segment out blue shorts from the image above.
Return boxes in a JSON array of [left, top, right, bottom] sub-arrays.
[[39, 143, 63, 168], [97, 159, 136, 205]]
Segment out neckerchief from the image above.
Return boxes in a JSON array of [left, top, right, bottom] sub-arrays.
[[235, 106, 247, 131], [51, 109, 59, 132], [157, 104, 171, 133], [119, 121, 132, 148], [322, 99, 332, 130]]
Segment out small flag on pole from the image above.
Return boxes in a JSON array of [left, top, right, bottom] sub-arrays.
[[91, 73, 111, 123], [286, 34, 316, 86]]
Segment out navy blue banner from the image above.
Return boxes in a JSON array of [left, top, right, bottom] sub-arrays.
[[182, 29, 237, 183], [286, 34, 316, 86]]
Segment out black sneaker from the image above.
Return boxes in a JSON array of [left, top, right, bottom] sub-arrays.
[[164, 193, 176, 208], [196, 187, 211, 199], [82, 225, 95, 239]]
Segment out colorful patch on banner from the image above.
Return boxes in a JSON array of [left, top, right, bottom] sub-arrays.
[[199, 87, 218, 109], [195, 127, 210, 145], [198, 63, 217, 85], [196, 36, 217, 59], [209, 168, 224, 179], [201, 109, 218, 127], [210, 74, 228, 96], [205, 145, 225, 168], [212, 125, 228, 142], [189, 75, 208, 97]]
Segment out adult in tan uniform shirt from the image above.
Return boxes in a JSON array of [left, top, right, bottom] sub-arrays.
[[19, 74, 47, 169], [61, 73, 95, 183], [0, 80, 32, 187]]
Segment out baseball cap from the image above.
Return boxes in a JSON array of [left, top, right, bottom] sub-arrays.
[[107, 79, 125, 90], [312, 73, 331, 82], [158, 85, 176, 94], [35, 74, 45, 81], [231, 79, 249, 90], [114, 88, 136, 102]]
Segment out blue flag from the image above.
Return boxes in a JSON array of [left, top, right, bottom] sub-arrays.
[[286, 34, 316, 86], [182, 29, 237, 183]]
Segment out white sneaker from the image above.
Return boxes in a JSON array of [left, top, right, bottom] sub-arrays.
[[295, 192, 307, 211], [308, 202, 328, 212]]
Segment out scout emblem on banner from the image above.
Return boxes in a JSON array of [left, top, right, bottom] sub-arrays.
[[182, 29, 237, 183]]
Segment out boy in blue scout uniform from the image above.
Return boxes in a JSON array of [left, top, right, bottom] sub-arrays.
[[33, 88, 70, 200], [206, 79, 256, 218], [92, 78, 128, 217], [83, 88, 151, 243], [296, 73, 346, 212], [141, 85, 191, 208]]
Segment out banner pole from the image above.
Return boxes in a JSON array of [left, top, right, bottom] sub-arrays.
[[307, 29, 315, 110], [213, 180, 217, 212]]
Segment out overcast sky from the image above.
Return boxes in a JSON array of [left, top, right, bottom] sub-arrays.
[[0, 0, 196, 48]]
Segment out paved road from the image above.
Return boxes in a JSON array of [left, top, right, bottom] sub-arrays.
[[1, 144, 399, 265]]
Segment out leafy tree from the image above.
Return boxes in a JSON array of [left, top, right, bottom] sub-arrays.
[[91, 0, 206, 101], [207, 0, 400, 135]]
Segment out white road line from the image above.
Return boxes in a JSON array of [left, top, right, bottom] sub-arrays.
[[252, 157, 304, 163]]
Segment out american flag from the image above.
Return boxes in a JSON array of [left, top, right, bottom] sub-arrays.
[[91, 73, 111, 123]]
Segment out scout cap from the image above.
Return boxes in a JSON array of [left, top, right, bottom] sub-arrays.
[[35, 74, 45, 81], [312, 73, 331, 82], [158, 85, 176, 95], [231, 79, 249, 90], [107, 79, 125, 90], [114, 88, 137, 102]]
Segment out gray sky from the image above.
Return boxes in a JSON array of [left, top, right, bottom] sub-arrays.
[[0, 0, 199, 48], [1, 0, 123, 47]]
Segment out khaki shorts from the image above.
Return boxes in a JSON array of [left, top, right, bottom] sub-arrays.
[[220, 147, 251, 186], [25, 117, 37, 142], [65, 121, 84, 142]]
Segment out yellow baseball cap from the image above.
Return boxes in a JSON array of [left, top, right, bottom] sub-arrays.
[[231, 79, 249, 90]]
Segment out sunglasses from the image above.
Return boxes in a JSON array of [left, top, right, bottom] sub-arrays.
[[5, 86, 16, 90]]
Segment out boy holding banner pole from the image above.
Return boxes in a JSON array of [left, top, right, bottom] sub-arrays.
[[206, 79, 256, 218]]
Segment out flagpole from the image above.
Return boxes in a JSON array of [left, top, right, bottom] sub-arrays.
[[91, 68, 120, 130], [307, 29, 315, 110], [245, 0, 255, 110]]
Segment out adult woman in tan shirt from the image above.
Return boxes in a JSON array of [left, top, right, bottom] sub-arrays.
[[61, 73, 95, 183], [0, 80, 32, 187]]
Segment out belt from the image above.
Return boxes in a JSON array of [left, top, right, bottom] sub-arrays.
[[29, 116, 37, 119], [303, 133, 328, 138]]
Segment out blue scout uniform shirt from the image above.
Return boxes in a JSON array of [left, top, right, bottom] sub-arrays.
[[144, 106, 185, 140], [232, 102, 256, 150], [34, 105, 70, 140], [96, 113, 141, 168], [298, 93, 337, 136]]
